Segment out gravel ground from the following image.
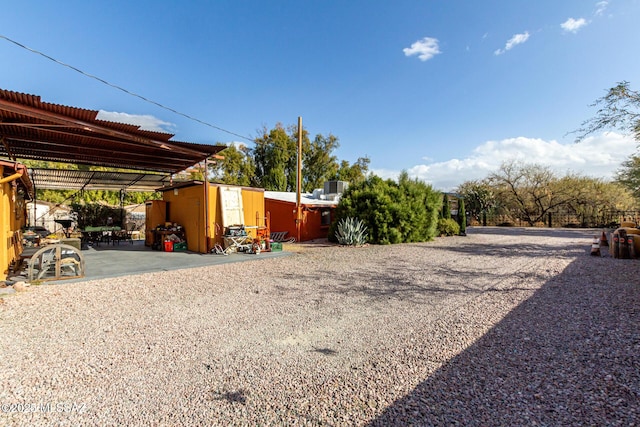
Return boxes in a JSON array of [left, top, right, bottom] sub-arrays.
[[0, 227, 638, 426]]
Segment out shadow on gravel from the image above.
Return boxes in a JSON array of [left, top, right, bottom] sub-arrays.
[[407, 241, 586, 260], [273, 263, 513, 304], [211, 389, 247, 405], [274, 231, 591, 304], [311, 347, 338, 356], [367, 254, 640, 426], [464, 226, 606, 239], [408, 226, 596, 260]]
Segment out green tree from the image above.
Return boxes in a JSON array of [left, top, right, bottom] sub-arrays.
[[333, 157, 370, 185], [252, 123, 368, 192], [303, 133, 340, 191], [253, 123, 298, 191], [211, 143, 256, 186], [440, 193, 451, 219], [71, 202, 126, 229], [576, 81, 640, 202], [488, 161, 579, 226], [575, 81, 640, 142], [562, 177, 636, 225], [456, 180, 496, 223], [457, 197, 466, 235], [616, 155, 640, 199]]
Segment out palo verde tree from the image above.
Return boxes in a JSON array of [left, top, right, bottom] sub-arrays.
[[488, 161, 580, 226], [575, 81, 640, 142], [459, 166, 635, 227], [563, 177, 636, 225]]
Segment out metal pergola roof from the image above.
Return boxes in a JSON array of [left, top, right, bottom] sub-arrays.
[[0, 89, 227, 174], [29, 168, 173, 192]]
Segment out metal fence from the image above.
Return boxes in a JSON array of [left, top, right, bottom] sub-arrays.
[[468, 210, 640, 228]]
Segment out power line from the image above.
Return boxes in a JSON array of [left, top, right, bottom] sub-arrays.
[[0, 34, 254, 142]]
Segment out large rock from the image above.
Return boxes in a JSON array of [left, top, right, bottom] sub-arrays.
[[13, 281, 28, 292]]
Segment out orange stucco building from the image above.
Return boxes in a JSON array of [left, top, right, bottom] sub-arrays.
[[147, 181, 265, 253], [265, 191, 337, 242], [0, 161, 33, 281]]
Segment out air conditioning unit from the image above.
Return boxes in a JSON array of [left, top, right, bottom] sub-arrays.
[[312, 188, 324, 199], [324, 180, 348, 195]]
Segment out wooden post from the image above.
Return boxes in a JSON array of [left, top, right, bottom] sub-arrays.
[[296, 116, 302, 242], [204, 158, 210, 253]]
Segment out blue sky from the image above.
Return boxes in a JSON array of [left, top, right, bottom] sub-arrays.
[[2, 0, 639, 190]]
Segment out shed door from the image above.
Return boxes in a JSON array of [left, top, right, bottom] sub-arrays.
[[219, 186, 244, 226]]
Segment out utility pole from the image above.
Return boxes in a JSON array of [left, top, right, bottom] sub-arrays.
[[204, 158, 210, 253], [296, 116, 302, 242]]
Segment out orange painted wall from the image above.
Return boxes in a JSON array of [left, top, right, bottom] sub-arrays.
[[265, 199, 334, 242], [211, 185, 265, 244], [0, 164, 29, 280], [162, 185, 205, 252], [0, 166, 10, 280]]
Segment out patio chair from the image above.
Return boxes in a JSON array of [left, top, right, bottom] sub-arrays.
[[35, 248, 56, 280], [270, 231, 290, 242], [27, 244, 85, 281], [111, 223, 135, 245], [125, 222, 137, 244]]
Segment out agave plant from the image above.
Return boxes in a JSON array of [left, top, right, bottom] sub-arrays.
[[335, 217, 368, 246]]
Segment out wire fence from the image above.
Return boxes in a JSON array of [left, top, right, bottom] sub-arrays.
[[467, 210, 640, 229]]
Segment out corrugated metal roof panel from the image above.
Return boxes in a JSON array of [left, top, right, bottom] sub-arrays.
[[0, 88, 226, 174], [29, 168, 174, 192]]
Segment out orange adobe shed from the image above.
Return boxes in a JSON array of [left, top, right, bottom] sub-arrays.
[[265, 191, 337, 242]]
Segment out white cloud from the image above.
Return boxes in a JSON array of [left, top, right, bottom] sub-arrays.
[[494, 31, 530, 55], [403, 37, 441, 61], [595, 1, 609, 16], [228, 141, 250, 150], [372, 133, 638, 191], [96, 110, 176, 133], [561, 17, 588, 33]]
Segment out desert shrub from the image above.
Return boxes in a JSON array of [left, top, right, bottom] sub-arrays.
[[437, 218, 460, 236], [334, 217, 368, 246], [329, 172, 441, 244]]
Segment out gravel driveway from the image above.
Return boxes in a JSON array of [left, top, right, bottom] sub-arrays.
[[1, 227, 638, 426]]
